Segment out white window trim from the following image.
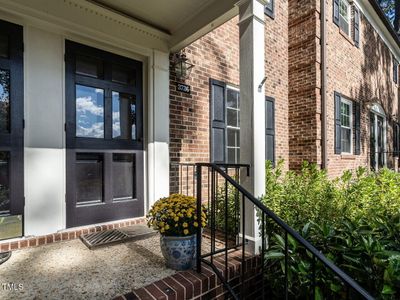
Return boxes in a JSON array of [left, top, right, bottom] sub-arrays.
[[341, 97, 353, 154], [226, 85, 240, 163]]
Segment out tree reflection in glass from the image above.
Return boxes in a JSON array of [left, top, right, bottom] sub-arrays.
[[112, 91, 136, 140], [0, 69, 10, 133]]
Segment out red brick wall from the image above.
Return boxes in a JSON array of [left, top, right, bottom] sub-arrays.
[[170, 3, 290, 192], [288, 0, 319, 170], [324, 0, 399, 177], [288, 0, 399, 176]]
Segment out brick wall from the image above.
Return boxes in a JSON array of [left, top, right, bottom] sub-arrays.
[[288, 0, 320, 170], [170, 2, 290, 193], [288, 0, 399, 176], [324, 0, 399, 177]]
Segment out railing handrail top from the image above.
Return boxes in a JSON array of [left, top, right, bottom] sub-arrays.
[[197, 163, 374, 300]]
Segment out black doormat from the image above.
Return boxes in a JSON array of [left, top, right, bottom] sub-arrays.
[[80, 225, 156, 249], [0, 251, 11, 265]]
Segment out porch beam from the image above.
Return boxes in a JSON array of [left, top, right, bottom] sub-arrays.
[[238, 0, 266, 252]]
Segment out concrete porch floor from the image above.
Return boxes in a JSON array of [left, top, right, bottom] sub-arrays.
[[0, 235, 175, 300]]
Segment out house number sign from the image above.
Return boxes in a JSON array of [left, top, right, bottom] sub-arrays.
[[176, 83, 191, 94]]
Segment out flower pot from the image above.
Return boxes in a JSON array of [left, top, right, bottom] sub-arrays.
[[160, 234, 197, 271]]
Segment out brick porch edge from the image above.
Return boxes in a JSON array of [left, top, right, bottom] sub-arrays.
[[114, 252, 261, 300], [0, 217, 146, 253]]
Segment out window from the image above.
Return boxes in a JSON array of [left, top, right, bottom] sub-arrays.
[[393, 58, 398, 84], [210, 79, 240, 164], [0, 69, 10, 133], [339, 0, 350, 35], [340, 99, 353, 153], [265, 0, 274, 19], [226, 87, 240, 164], [334, 92, 360, 155]]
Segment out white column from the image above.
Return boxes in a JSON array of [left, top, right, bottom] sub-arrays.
[[238, 0, 266, 252], [147, 50, 170, 211]]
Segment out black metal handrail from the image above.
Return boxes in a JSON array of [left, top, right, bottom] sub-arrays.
[[195, 163, 375, 300]]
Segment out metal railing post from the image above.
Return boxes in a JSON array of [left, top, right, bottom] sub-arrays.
[[196, 164, 202, 273]]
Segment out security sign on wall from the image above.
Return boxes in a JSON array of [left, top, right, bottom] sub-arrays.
[[176, 83, 191, 95]]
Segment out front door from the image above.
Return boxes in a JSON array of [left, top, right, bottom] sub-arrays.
[[65, 41, 144, 228], [370, 111, 386, 171]]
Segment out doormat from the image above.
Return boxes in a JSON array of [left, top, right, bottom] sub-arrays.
[[0, 251, 11, 265], [80, 225, 156, 249]]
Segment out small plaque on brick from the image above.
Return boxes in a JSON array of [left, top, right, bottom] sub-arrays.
[[176, 83, 191, 94]]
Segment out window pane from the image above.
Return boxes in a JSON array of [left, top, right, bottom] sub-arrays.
[[341, 128, 351, 153], [76, 153, 103, 204], [76, 85, 104, 138], [266, 0, 273, 11], [0, 34, 8, 58], [112, 92, 136, 140], [76, 55, 102, 78], [227, 109, 238, 127], [227, 148, 236, 164], [0, 69, 10, 133], [227, 89, 239, 109], [339, 0, 349, 20], [0, 152, 10, 213], [112, 64, 135, 85], [227, 128, 240, 148], [113, 153, 135, 200]]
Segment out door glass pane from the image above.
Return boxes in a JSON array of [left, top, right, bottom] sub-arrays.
[[76, 153, 103, 204], [112, 91, 136, 140], [113, 153, 135, 200], [0, 34, 8, 58], [0, 152, 10, 213], [227, 148, 236, 164], [76, 55, 102, 78], [76, 85, 104, 138], [112, 64, 135, 85], [0, 69, 10, 133]]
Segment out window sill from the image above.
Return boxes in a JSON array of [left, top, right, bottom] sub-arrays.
[[339, 29, 355, 46], [341, 154, 357, 160]]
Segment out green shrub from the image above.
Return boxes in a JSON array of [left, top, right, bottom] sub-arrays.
[[260, 160, 400, 299]]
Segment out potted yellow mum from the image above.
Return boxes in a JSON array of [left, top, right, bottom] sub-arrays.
[[147, 194, 207, 270]]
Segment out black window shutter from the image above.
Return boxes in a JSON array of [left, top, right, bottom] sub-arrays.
[[334, 92, 342, 154], [353, 6, 360, 47], [354, 101, 361, 155], [333, 0, 340, 26], [210, 79, 226, 163], [393, 59, 398, 84], [265, 97, 275, 166]]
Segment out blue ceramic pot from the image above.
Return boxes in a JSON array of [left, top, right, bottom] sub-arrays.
[[160, 234, 197, 271]]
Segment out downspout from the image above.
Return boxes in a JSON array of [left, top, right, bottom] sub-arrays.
[[320, 0, 327, 169]]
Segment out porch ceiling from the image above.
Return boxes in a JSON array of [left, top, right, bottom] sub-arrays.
[[0, 0, 238, 52], [89, 0, 239, 51]]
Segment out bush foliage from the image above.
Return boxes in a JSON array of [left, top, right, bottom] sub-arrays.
[[260, 160, 400, 299]]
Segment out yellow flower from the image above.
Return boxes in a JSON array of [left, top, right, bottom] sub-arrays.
[[165, 224, 170, 230], [160, 228, 165, 233], [175, 223, 178, 227], [183, 222, 188, 228], [183, 229, 189, 235], [174, 216, 179, 222], [194, 222, 199, 227]]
